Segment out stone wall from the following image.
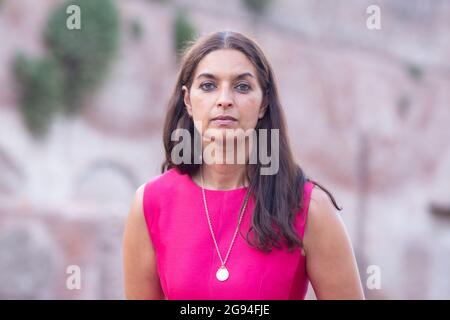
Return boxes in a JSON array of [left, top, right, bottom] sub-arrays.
[[0, 0, 449, 299]]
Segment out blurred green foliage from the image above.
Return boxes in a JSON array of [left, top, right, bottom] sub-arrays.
[[130, 19, 144, 41], [147, 0, 170, 3], [173, 10, 196, 60], [13, 0, 119, 138], [406, 63, 424, 82], [13, 54, 64, 138], [45, 0, 120, 113], [242, 0, 272, 15]]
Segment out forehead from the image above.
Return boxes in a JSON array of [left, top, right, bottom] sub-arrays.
[[194, 49, 257, 79]]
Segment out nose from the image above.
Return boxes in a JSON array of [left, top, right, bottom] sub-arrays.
[[216, 87, 233, 108]]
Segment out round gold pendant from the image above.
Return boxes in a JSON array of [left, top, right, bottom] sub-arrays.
[[216, 266, 229, 281]]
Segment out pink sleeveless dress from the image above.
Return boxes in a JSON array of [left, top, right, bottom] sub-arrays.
[[142, 167, 314, 300]]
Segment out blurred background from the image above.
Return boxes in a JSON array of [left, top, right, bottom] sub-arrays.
[[0, 0, 449, 299]]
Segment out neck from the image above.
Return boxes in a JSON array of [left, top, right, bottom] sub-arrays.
[[194, 164, 249, 190], [193, 132, 251, 190]]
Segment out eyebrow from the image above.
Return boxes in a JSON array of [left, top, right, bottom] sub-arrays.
[[196, 72, 255, 81]]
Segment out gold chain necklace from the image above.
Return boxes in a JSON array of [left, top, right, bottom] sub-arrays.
[[200, 168, 251, 281]]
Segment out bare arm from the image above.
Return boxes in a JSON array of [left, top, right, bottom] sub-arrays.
[[122, 184, 165, 299], [303, 186, 365, 300]]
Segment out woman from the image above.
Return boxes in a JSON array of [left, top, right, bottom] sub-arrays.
[[122, 31, 364, 300]]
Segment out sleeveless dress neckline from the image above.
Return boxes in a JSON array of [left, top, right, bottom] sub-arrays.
[[142, 167, 313, 300], [184, 170, 249, 193]]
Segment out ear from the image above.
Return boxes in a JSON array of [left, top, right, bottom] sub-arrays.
[[258, 101, 268, 119], [182, 85, 193, 118]]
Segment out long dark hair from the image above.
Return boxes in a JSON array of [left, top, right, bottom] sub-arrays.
[[161, 30, 342, 253]]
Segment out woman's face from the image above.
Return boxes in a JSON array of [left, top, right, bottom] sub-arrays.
[[182, 49, 266, 142]]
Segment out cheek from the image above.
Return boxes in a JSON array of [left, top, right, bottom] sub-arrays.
[[190, 94, 212, 117], [190, 93, 214, 133], [236, 94, 263, 128]]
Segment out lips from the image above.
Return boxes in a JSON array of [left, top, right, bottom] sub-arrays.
[[211, 115, 237, 126], [212, 115, 237, 121]]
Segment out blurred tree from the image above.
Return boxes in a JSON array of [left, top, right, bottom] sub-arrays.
[[13, 54, 64, 138], [130, 19, 144, 41], [173, 10, 197, 61], [13, 0, 120, 138], [147, 0, 170, 3], [242, 0, 272, 15], [406, 63, 424, 82], [45, 0, 120, 113]]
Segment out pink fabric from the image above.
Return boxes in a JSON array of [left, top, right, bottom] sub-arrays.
[[143, 167, 314, 300]]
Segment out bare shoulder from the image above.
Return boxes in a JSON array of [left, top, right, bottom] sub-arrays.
[[124, 183, 148, 239], [124, 184, 145, 220], [123, 183, 165, 299], [123, 183, 150, 253], [303, 185, 347, 253], [309, 185, 341, 222], [302, 185, 365, 299], [135, 183, 146, 210], [137, 183, 146, 195]]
